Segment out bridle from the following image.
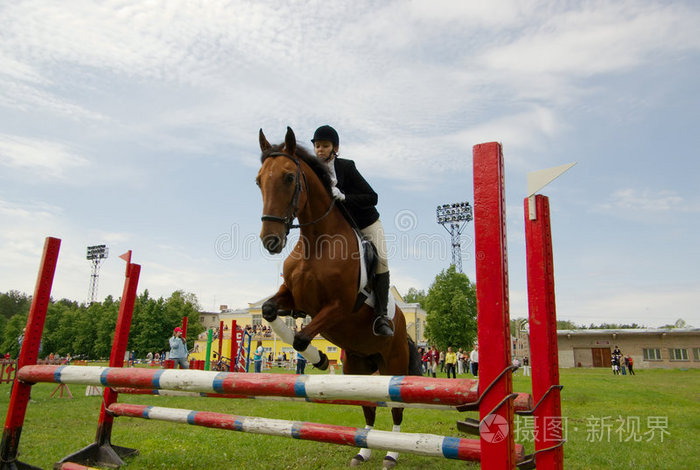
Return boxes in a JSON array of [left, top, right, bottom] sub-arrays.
[[260, 151, 336, 235]]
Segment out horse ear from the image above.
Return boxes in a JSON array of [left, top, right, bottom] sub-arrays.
[[259, 129, 271, 151], [284, 126, 296, 155]]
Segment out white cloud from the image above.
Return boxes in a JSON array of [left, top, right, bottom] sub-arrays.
[[0, 134, 89, 177], [597, 188, 698, 214]]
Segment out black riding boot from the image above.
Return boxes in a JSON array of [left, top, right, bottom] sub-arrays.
[[372, 272, 394, 337]]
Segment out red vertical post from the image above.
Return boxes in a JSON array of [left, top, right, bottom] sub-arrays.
[[473, 143, 516, 470], [0, 237, 60, 470], [525, 195, 564, 470], [57, 258, 141, 467], [181, 316, 188, 337], [96, 261, 141, 441], [230, 320, 237, 370]]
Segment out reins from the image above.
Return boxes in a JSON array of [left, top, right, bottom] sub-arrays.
[[260, 151, 336, 235]]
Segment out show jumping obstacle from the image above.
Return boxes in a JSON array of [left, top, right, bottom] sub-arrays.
[[0, 142, 564, 470]]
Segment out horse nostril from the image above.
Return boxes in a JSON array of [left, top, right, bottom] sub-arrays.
[[263, 234, 283, 253]]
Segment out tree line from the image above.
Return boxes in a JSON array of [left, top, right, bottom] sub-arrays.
[[0, 290, 204, 359]]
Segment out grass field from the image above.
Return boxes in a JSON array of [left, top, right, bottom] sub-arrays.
[[1, 366, 698, 469]]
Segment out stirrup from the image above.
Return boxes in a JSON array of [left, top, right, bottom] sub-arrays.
[[373, 316, 394, 337]]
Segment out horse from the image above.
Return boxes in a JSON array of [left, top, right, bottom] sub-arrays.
[[256, 127, 422, 468]]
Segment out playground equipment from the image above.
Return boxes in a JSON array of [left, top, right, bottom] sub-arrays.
[[0, 142, 564, 469]]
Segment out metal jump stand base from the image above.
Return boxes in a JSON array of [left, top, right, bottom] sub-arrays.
[[55, 441, 138, 469]]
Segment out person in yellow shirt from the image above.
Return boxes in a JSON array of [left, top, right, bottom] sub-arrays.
[[444, 346, 458, 378]]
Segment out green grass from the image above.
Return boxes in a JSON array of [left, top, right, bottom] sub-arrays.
[[1, 367, 698, 469]]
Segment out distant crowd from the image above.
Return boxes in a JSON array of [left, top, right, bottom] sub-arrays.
[[611, 345, 635, 375], [417, 345, 531, 378]]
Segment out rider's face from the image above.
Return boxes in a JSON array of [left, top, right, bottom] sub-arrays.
[[314, 140, 337, 162]]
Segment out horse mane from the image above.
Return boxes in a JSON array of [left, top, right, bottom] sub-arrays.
[[260, 143, 333, 195]]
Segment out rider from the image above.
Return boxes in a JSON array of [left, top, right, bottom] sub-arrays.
[[311, 125, 394, 337]]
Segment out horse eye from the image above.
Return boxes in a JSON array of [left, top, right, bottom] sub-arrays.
[[255, 176, 261, 187], [284, 173, 295, 184]]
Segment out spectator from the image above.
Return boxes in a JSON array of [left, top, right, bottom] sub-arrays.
[[419, 347, 429, 375], [253, 341, 264, 373], [439, 350, 445, 373], [444, 347, 457, 379], [428, 346, 439, 378], [169, 327, 189, 369], [512, 357, 521, 375], [470, 345, 479, 377], [295, 351, 307, 375], [522, 357, 530, 376], [626, 355, 635, 375], [456, 348, 464, 375]]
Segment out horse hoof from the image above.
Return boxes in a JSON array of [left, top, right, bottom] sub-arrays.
[[293, 332, 311, 351], [314, 351, 329, 371], [382, 456, 397, 469], [350, 454, 366, 466], [262, 300, 278, 321]]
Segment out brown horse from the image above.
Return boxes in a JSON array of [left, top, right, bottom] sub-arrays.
[[256, 127, 422, 467]]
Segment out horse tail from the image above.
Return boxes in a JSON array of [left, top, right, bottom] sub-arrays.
[[406, 337, 423, 376]]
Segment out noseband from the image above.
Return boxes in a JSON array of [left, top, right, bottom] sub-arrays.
[[260, 151, 336, 235]]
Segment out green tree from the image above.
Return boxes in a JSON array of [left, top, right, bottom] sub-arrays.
[[0, 291, 31, 319], [403, 287, 427, 308], [0, 314, 28, 357], [424, 266, 477, 351], [556, 320, 580, 330]]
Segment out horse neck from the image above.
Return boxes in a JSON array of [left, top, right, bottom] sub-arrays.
[[296, 162, 352, 240]]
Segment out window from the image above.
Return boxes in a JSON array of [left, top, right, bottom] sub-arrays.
[[643, 348, 661, 361], [669, 348, 688, 361], [252, 314, 262, 326], [693, 348, 700, 361], [327, 346, 338, 353], [285, 317, 295, 328]]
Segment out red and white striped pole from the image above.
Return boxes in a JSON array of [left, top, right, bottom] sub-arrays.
[[473, 143, 516, 470], [108, 403, 527, 462]]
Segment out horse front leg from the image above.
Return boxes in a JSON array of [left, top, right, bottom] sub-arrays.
[[261, 283, 295, 322], [292, 300, 344, 371]]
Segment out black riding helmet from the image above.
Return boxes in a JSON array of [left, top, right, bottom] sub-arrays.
[[311, 125, 339, 148]]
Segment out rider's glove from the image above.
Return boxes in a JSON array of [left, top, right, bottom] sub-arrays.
[[332, 186, 346, 201]]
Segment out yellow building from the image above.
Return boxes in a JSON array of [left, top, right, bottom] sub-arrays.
[[192, 287, 427, 368]]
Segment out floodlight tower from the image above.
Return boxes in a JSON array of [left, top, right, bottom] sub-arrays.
[[436, 202, 473, 273], [86, 244, 109, 303]]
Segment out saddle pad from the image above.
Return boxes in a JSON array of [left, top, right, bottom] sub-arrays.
[[354, 232, 395, 321]]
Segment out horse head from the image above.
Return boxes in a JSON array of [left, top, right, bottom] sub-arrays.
[[256, 127, 305, 254]]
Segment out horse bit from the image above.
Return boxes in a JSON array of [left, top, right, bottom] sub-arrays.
[[260, 151, 336, 235]]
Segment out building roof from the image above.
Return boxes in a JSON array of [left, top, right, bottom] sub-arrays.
[[557, 327, 699, 336]]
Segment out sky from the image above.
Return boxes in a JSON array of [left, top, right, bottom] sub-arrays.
[[1, 0, 699, 328]]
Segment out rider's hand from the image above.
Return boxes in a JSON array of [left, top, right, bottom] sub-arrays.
[[332, 186, 346, 201]]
